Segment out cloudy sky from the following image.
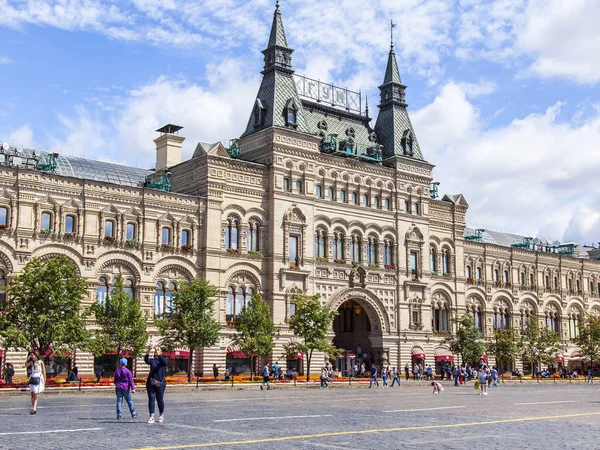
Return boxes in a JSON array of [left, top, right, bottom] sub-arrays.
[[0, 0, 599, 245]]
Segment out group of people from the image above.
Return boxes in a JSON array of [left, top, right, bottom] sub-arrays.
[[19, 345, 169, 422]]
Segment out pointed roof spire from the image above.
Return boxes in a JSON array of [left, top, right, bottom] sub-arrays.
[[267, 0, 289, 49], [383, 20, 402, 85]]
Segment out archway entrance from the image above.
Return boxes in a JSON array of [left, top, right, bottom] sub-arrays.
[[332, 299, 383, 376]]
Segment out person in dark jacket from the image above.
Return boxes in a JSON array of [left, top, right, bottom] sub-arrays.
[[145, 345, 168, 424]]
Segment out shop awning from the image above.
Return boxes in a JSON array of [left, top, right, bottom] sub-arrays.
[[479, 355, 488, 362], [0, 348, 3, 357], [571, 351, 583, 358], [556, 356, 565, 363], [433, 348, 454, 362], [226, 344, 251, 359], [411, 347, 426, 360], [287, 352, 304, 360], [162, 349, 190, 359]]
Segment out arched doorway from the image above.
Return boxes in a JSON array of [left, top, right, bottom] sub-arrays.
[[332, 298, 384, 376]]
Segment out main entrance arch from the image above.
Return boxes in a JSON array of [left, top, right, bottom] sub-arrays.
[[327, 287, 389, 375]]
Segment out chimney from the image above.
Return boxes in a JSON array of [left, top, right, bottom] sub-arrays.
[[154, 124, 184, 171]]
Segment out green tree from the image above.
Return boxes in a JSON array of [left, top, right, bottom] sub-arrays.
[[487, 329, 522, 375], [444, 314, 485, 365], [572, 313, 600, 373], [521, 317, 561, 376], [0, 255, 89, 358], [232, 293, 274, 381], [155, 279, 221, 382], [288, 294, 339, 381], [88, 274, 149, 366]]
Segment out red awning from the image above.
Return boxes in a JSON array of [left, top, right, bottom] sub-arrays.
[[556, 356, 565, 363], [0, 348, 3, 357], [479, 355, 488, 362], [571, 351, 583, 358], [433, 348, 454, 362], [411, 347, 426, 360], [227, 351, 249, 359], [162, 350, 191, 359], [289, 352, 304, 360]]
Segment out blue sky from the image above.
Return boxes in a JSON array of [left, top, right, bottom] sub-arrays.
[[0, 0, 599, 245]]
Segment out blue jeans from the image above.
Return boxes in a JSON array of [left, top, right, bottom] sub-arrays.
[[146, 381, 166, 416], [391, 375, 400, 386], [454, 376, 459, 386], [116, 388, 136, 417], [369, 376, 379, 387], [382, 375, 388, 387]]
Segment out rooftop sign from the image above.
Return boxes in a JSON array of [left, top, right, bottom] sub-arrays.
[[294, 74, 362, 115]]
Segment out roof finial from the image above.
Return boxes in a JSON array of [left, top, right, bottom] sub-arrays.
[[275, 0, 280, 11], [390, 20, 396, 49], [365, 94, 369, 117]]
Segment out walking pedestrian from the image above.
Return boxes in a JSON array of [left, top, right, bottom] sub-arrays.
[[261, 362, 270, 390], [145, 345, 168, 424], [453, 366, 460, 387], [491, 366, 498, 387], [478, 368, 488, 395], [213, 363, 221, 381], [4, 362, 14, 385], [391, 367, 401, 387], [588, 369, 594, 384], [320, 367, 329, 389], [114, 358, 138, 420], [382, 365, 389, 388], [369, 364, 379, 388], [404, 364, 410, 381], [94, 363, 104, 383], [413, 362, 419, 380], [25, 352, 45, 415]]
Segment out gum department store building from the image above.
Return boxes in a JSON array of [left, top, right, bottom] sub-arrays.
[[2, 5, 600, 378]]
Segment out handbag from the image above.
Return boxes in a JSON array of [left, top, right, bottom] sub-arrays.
[[29, 377, 40, 386], [150, 378, 162, 388]]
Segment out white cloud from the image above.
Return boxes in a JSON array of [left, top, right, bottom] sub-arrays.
[[413, 82, 600, 243], [8, 124, 33, 146], [46, 58, 260, 167], [0, 56, 14, 64]]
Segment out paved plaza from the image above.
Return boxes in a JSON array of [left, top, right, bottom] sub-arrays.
[[1, 383, 599, 449]]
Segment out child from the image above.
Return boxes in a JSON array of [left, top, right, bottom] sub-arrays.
[[114, 358, 138, 419], [431, 381, 444, 394]]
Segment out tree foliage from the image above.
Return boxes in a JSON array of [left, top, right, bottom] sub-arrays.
[[88, 273, 148, 364], [0, 255, 89, 357], [232, 293, 274, 380], [288, 294, 339, 381], [444, 314, 485, 365], [154, 279, 221, 382], [520, 316, 561, 375], [572, 313, 600, 370], [487, 329, 522, 371]]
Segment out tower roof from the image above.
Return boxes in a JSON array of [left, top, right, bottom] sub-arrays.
[[383, 45, 402, 85], [267, 1, 290, 49]]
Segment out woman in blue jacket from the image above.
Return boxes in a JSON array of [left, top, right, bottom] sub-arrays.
[[145, 345, 168, 423]]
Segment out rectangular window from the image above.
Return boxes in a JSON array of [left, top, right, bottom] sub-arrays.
[[0, 207, 7, 226], [410, 251, 418, 277], [351, 192, 358, 205], [41, 212, 52, 230], [104, 220, 114, 237], [494, 269, 499, 282], [296, 180, 303, 193], [315, 185, 322, 198], [430, 253, 436, 272], [476, 267, 482, 280], [162, 227, 171, 245], [362, 194, 369, 206], [373, 197, 379, 208], [504, 271, 509, 283], [126, 223, 136, 240], [65, 215, 75, 233], [289, 235, 298, 267], [413, 203, 420, 214], [340, 190, 346, 202], [283, 178, 291, 191], [290, 303, 296, 316], [466, 266, 472, 279], [405, 200, 410, 213], [328, 187, 334, 199], [181, 229, 190, 246], [383, 198, 390, 210]]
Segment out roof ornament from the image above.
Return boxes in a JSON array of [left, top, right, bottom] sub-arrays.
[[390, 20, 396, 50], [365, 94, 369, 117]]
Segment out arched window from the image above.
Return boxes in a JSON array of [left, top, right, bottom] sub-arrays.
[[567, 278, 572, 292], [339, 190, 346, 202], [245, 288, 253, 306], [332, 232, 345, 261], [366, 237, 378, 265], [161, 227, 171, 245], [314, 230, 327, 259], [493, 304, 510, 331], [504, 270, 509, 283], [123, 279, 134, 299], [466, 265, 472, 279], [225, 287, 234, 321], [154, 281, 176, 317], [126, 223, 136, 241], [224, 219, 239, 250], [373, 196, 380, 208], [493, 269, 499, 282], [476, 267, 482, 280], [181, 229, 190, 246], [544, 309, 560, 333], [327, 187, 334, 199], [430, 248, 437, 273], [442, 250, 450, 275], [104, 220, 114, 238], [569, 310, 581, 338], [64, 215, 75, 234], [41, 212, 53, 231], [96, 277, 108, 304], [432, 301, 449, 332], [246, 222, 260, 253], [283, 178, 291, 191], [467, 300, 483, 332], [226, 285, 255, 321], [362, 194, 369, 206], [235, 287, 245, 316], [383, 240, 394, 267], [350, 235, 361, 263], [0, 207, 7, 226], [351, 192, 358, 205], [519, 308, 532, 330]]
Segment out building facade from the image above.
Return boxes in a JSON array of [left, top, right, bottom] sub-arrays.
[[1, 4, 600, 378]]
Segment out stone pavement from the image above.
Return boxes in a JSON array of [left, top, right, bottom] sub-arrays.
[[1, 383, 599, 449]]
